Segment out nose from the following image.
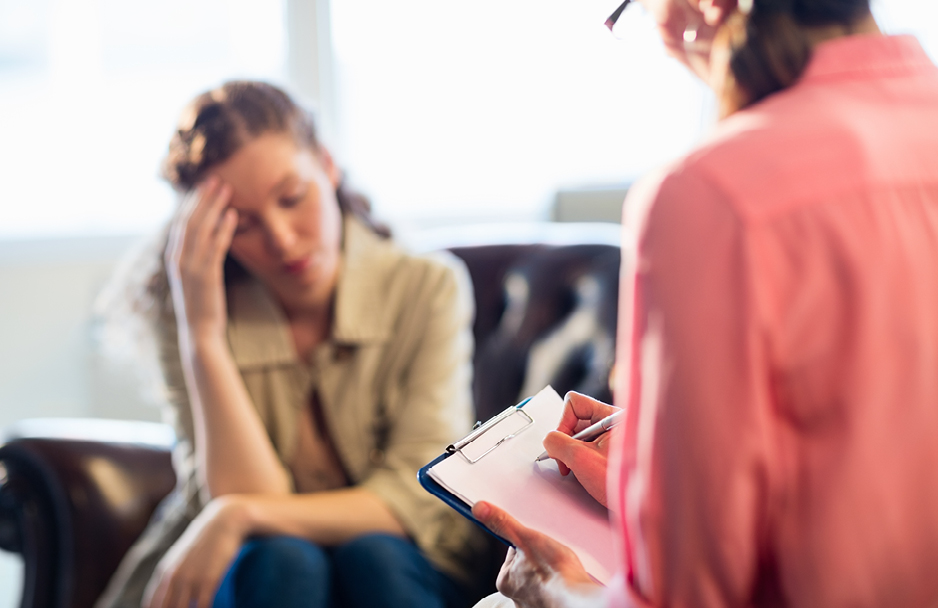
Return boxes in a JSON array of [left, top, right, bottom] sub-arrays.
[[263, 213, 297, 257]]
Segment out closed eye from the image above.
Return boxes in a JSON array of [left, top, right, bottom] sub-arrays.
[[279, 184, 309, 208]]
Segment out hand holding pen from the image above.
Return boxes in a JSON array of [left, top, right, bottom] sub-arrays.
[[534, 392, 620, 508], [534, 409, 625, 462]]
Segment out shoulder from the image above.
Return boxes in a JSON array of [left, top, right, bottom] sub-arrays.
[[333, 218, 474, 341], [381, 248, 475, 328], [664, 67, 938, 223], [347, 216, 471, 298]]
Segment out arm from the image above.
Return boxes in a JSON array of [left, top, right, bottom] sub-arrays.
[[357, 254, 477, 554], [609, 167, 774, 607], [164, 178, 291, 498]]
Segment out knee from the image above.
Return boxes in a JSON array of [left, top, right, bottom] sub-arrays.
[[222, 535, 331, 608], [236, 536, 329, 582], [332, 535, 453, 608], [332, 533, 418, 573]]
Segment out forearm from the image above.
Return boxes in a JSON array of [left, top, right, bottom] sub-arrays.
[[225, 488, 407, 546], [180, 333, 291, 496]]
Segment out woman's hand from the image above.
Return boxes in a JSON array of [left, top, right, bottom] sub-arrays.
[[472, 502, 604, 608], [165, 177, 238, 344], [144, 496, 248, 608], [542, 392, 619, 508], [638, 0, 735, 82]]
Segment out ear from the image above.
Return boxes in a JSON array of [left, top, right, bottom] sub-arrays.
[[699, 0, 738, 26], [316, 146, 342, 189]]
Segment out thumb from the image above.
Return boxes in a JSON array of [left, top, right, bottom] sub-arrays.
[[473, 501, 525, 548]]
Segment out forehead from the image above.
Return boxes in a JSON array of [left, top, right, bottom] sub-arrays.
[[210, 132, 320, 207]]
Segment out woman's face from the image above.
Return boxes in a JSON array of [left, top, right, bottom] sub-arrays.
[[209, 132, 343, 314]]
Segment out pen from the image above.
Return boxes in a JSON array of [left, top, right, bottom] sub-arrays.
[[534, 409, 625, 462]]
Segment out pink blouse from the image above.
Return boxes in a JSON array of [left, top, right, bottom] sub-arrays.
[[608, 34, 938, 608]]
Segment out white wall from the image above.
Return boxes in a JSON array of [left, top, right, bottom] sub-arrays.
[[0, 235, 162, 608], [0, 236, 161, 428]]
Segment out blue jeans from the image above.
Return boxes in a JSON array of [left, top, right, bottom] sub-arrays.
[[212, 534, 472, 608]]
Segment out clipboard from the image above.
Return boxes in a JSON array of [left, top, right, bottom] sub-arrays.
[[417, 396, 533, 546], [418, 386, 616, 583]]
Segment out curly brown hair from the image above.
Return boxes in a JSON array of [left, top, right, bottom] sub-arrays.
[[94, 82, 388, 403], [162, 81, 318, 191], [162, 80, 388, 237]]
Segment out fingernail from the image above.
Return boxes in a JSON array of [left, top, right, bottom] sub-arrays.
[[474, 502, 490, 519]]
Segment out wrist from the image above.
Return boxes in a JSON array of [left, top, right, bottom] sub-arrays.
[[211, 494, 255, 539]]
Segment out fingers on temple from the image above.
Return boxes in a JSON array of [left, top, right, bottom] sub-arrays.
[[196, 182, 232, 240], [215, 207, 239, 255]]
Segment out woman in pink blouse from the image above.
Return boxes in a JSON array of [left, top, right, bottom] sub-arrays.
[[473, 0, 938, 606]]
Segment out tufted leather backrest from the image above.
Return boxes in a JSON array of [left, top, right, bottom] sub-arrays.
[[451, 243, 619, 423], [0, 421, 176, 608]]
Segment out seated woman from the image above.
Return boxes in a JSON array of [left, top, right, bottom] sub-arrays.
[[95, 81, 484, 608]]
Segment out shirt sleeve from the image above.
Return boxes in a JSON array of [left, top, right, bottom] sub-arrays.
[[607, 165, 777, 608], [358, 252, 484, 580]]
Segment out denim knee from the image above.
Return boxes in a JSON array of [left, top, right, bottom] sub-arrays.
[[332, 534, 461, 608], [214, 535, 331, 608]]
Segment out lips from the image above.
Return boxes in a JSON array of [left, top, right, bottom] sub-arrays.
[[283, 257, 313, 275]]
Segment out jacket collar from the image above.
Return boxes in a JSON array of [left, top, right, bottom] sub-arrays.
[[227, 215, 400, 368]]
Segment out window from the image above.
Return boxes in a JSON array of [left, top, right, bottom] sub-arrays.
[[330, 0, 712, 228], [330, 0, 938, 229], [0, 0, 287, 239], [1, 0, 935, 238]]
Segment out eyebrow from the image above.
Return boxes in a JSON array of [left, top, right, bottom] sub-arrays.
[[267, 173, 296, 196]]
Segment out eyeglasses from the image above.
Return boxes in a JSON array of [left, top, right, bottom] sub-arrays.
[[605, 0, 632, 34]]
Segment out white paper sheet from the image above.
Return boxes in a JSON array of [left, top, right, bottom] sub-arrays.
[[428, 386, 616, 584]]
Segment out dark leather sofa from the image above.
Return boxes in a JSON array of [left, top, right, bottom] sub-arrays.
[[0, 224, 621, 608]]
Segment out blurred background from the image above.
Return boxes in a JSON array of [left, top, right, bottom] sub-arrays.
[[0, 0, 934, 604]]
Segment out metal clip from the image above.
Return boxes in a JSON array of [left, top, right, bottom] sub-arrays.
[[446, 404, 534, 463]]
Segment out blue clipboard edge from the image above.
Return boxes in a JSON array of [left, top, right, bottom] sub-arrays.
[[417, 397, 534, 548]]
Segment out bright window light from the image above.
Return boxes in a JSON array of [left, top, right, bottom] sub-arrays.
[[330, 0, 713, 228], [330, 0, 938, 229], [0, 0, 287, 240], [873, 0, 938, 60]]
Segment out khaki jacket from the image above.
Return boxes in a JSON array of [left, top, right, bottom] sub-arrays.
[[96, 216, 485, 608]]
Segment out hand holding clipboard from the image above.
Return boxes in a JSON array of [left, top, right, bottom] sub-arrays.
[[418, 387, 616, 584]]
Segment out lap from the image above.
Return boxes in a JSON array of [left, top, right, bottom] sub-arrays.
[[215, 534, 470, 608]]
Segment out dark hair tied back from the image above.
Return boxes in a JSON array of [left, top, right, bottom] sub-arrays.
[[723, 0, 870, 112]]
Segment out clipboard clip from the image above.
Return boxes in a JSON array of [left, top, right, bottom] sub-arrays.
[[446, 402, 534, 463]]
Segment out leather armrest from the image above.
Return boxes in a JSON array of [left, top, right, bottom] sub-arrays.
[[0, 419, 176, 608]]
